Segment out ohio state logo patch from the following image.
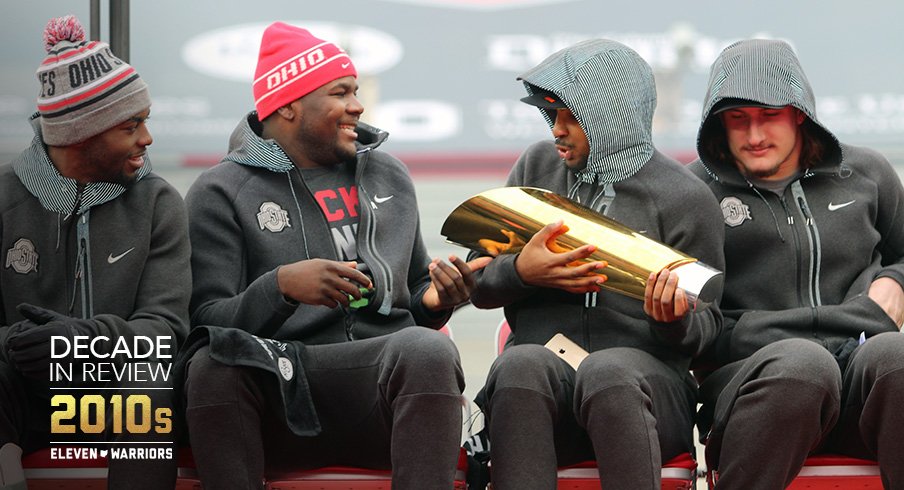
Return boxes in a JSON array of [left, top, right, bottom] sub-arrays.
[[257, 202, 291, 233], [720, 196, 752, 227], [5, 238, 38, 274]]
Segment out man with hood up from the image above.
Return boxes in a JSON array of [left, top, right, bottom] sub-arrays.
[[469, 39, 725, 489], [180, 22, 488, 490], [690, 39, 904, 488]]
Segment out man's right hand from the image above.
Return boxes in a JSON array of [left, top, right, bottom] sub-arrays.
[[514, 220, 607, 294], [277, 259, 373, 308]]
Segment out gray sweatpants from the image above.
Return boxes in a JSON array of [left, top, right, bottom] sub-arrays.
[[183, 326, 465, 490], [700, 333, 904, 489], [483, 344, 696, 490]]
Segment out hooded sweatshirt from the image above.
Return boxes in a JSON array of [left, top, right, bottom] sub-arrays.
[[470, 40, 725, 372], [0, 115, 190, 355], [186, 113, 448, 345], [688, 39, 904, 365]]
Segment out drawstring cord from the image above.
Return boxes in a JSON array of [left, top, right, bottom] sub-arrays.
[[747, 181, 786, 243], [66, 185, 85, 315], [286, 170, 310, 260], [568, 180, 609, 309], [77, 211, 93, 318], [567, 180, 583, 201], [56, 213, 62, 251]]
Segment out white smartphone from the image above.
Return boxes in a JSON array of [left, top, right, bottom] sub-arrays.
[[544, 333, 590, 370]]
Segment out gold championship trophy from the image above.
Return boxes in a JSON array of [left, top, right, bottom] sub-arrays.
[[441, 187, 722, 308]]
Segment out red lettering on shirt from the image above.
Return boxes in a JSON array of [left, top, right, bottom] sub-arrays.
[[314, 186, 359, 222], [339, 187, 359, 218]]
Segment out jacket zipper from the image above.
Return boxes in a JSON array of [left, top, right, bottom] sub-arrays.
[[778, 195, 806, 308], [289, 168, 359, 339], [355, 149, 395, 316], [792, 182, 822, 308], [796, 196, 820, 308]]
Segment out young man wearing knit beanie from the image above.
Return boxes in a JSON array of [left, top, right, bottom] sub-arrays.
[[178, 21, 489, 490], [0, 15, 189, 490]]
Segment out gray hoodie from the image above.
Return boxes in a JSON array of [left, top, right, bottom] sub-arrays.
[[471, 40, 725, 372], [186, 113, 449, 345], [688, 39, 904, 364], [1, 116, 190, 355]]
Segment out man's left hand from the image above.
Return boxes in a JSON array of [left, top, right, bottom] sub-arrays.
[[868, 277, 904, 329], [422, 255, 493, 312], [643, 268, 689, 323], [7, 304, 100, 379]]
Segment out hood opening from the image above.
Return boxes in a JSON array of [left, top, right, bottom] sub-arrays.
[[695, 40, 844, 178], [697, 107, 842, 177]]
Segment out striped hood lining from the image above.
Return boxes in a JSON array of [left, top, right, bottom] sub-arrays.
[[518, 39, 656, 186], [696, 39, 842, 181], [223, 112, 389, 173], [12, 114, 150, 215]]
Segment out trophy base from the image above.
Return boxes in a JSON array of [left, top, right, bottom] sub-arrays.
[[673, 261, 723, 309]]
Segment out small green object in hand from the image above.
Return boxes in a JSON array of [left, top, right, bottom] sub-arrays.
[[348, 287, 373, 309]]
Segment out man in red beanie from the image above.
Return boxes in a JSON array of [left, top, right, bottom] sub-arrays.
[[178, 22, 488, 490]]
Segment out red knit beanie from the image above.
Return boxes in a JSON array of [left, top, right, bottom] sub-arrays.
[[253, 22, 357, 121]]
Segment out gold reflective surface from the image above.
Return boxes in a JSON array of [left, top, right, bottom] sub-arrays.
[[441, 187, 721, 304]]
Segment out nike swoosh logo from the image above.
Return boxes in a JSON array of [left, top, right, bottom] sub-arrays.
[[828, 200, 855, 211], [341, 62, 351, 69], [373, 195, 394, 204], [107, 247, 135, 264]]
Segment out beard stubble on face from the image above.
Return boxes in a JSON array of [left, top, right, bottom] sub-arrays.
[[555, 138, 588, 171], [734, 143, 801, 182], [742, 161, 782, 180], [77, 141, 140, 187], [294, 118, 359, 168]]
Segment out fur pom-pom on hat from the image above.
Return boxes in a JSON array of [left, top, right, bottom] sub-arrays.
[[43, 15, 86, 53], [35, 15, 150, 145]]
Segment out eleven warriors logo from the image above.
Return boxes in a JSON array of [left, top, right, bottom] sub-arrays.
[[257, 202, 291, 233], [720, 196, 752, 227], [5, 238, 38, 274]]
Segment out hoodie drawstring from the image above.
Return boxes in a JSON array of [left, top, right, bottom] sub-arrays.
[[567, 180, 583, 201], [567, 180, 610, 311], [56, 213, 62, 251], [748, 182, 786, 243], [287, 170, 311, 260], [77, 211, 94, 318], [68, 210, 93, 318]]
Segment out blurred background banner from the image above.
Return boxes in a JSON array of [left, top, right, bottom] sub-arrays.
[[3, 0, 904, 173]]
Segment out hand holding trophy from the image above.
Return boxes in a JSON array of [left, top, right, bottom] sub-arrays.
[[441, 186, 722, 309]]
